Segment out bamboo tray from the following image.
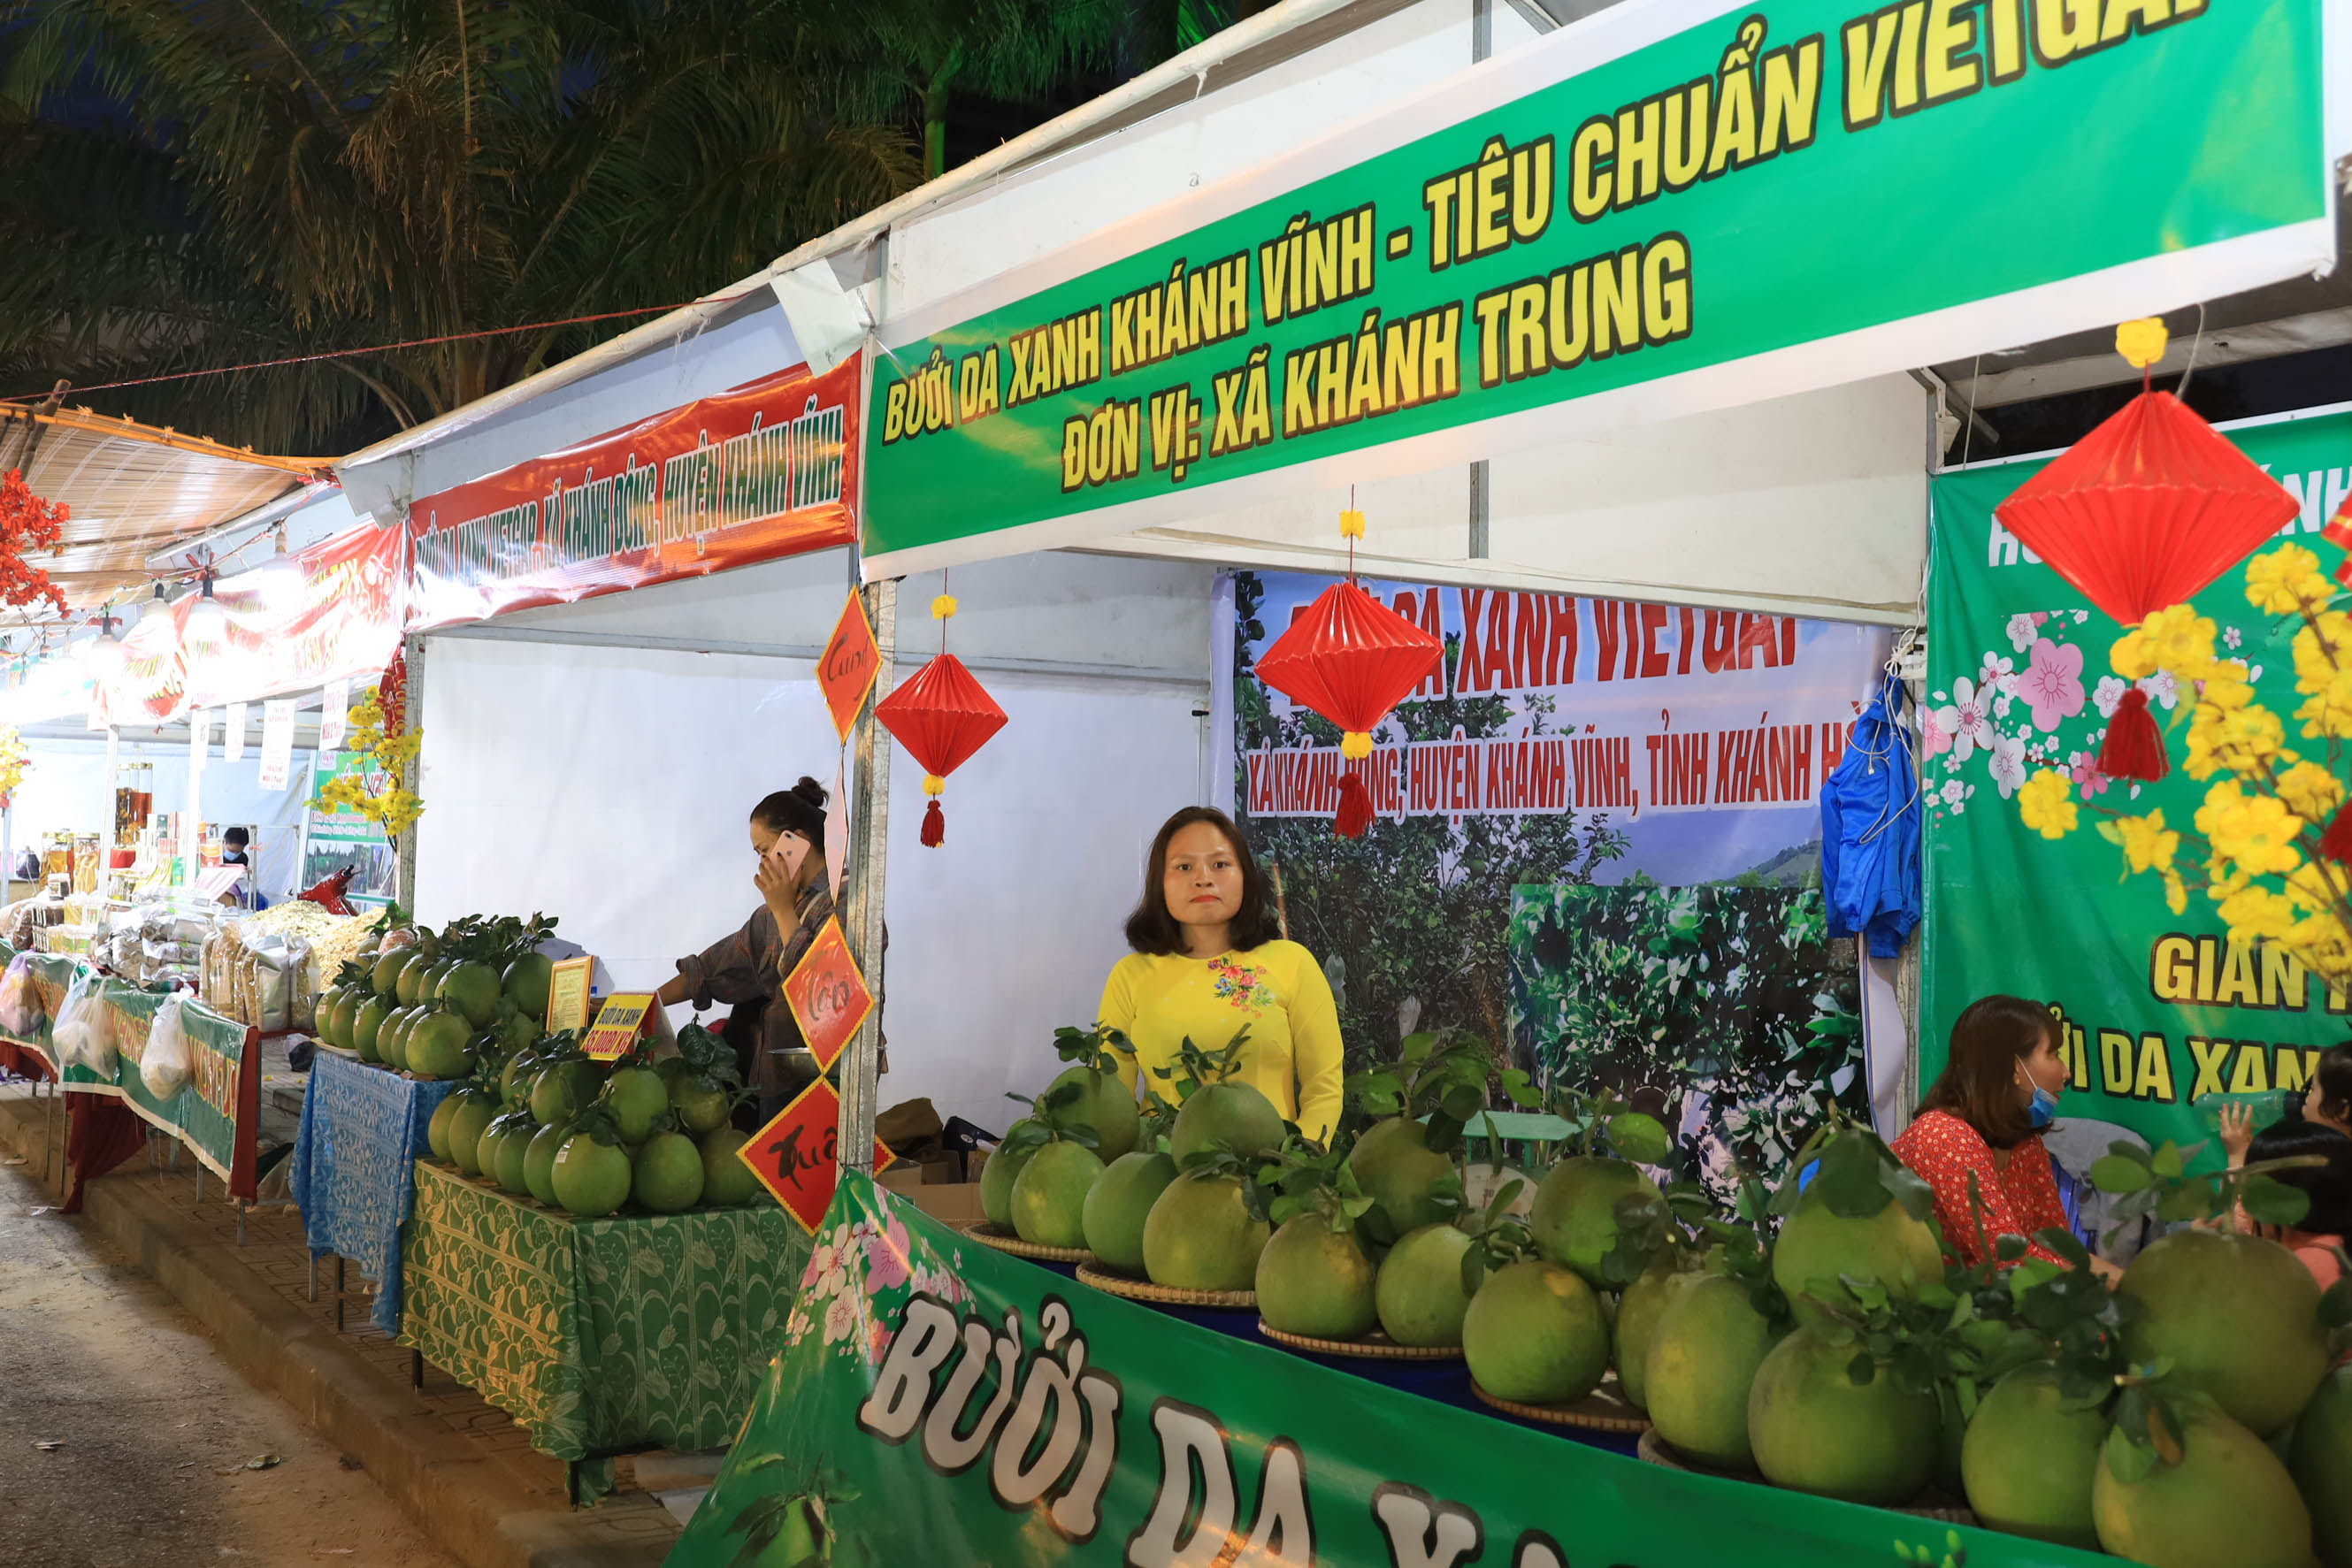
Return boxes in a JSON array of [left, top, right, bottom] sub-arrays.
[[956, 1220, 1092, 1264], [1258, 1322, 1465, 1361], [1076, 1263, 1255, 1308], [1474, 1376, 1649, 1432]]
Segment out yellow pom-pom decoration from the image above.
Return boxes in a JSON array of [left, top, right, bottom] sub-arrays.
[[1339, 509, 1367, 539], [923, 773, 946, 797], [1340, 730, 1374, 760], [2116, 317, 2169, 370], [931, 593, 959, 621]]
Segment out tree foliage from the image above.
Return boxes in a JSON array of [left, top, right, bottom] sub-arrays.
[[0, 0, 1137, 451]]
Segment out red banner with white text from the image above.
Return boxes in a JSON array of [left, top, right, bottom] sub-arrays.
[[403, 359, 860, 629], [98, 524, 405, 726]]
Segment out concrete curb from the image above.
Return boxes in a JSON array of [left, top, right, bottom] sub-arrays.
[[0, 1090, 674, 1568]]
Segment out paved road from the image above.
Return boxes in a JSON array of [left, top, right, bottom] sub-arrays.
[[0, 1156, 456, 1568]]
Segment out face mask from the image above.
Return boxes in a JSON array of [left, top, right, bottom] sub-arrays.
[[2025, 1077, 2059, 1128]]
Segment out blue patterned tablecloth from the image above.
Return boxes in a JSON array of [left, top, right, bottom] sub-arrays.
[[289, 1051, 457, 1333]]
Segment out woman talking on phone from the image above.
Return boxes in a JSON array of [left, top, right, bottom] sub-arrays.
[[656, 778, 847, 1121]]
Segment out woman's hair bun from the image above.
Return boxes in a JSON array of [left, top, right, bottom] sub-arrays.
[[791, 776, 828, 808]]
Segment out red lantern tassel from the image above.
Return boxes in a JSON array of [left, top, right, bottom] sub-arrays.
[[920, 799, 946, 847], [2097, 687, 2169, 783], [1335, 773, 1374, 838], [2320, 801, 2352, 866]]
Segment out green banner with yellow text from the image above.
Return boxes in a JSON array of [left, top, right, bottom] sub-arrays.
[[1922, 409, 2352, 1170], [862, 0, 2332, 574]]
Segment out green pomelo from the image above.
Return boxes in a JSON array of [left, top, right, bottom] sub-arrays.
[[1256, 1213, 1378, 1340], [441, 961, 503, 1029], [2094, 1400, 2313, 1568], [447, 1093, 498, 1177], [980, 1122, 1041, 1229], [1962, 1363, 2105, 1549], [602, 1066, 670, 1143], [1612, 1258, 1701, 1411], [523, 1122, 570, 1205], [1169, 1081, 1285, 1165], [2294, 1363, 2352, 1568], [392, 952, 430, 1005], [2119, 1228, 2329, 1436], [409, 928, 441, 960], [1529, 1156, 1662, 1286], [502, 952, 554, 1015], [372, 949, 410, 1000], [481, 1115, 535, 1195], [632, 1131, 706, 1212], [699, 1128, 762, 1206], [406, 1011, 476, 1082], [531, 1059, 603, 1127], [552, 1134, 633, 1218], [1082, 1150, 1178, 1274], [1749, 1321, 1941, 1505], [1046, 1064, 1139, 1161], [315, 986, 347, 1044], [378, 1008, 414, 1071], [426, 1092, 464, 1163], [670, 1077, 732, 1136], [1773, 1191, 1946, 1325], [1010, 1141, 1106, 1248], [326, 990, 359, 1049], [352, 997, 391, 1063], [1347, 1117, 1457, 1236], [1464, 1258, 1611, 1404], [501, 1051, 541, 1102], [1375, 1223, 1475, 1349], [1644, 1273, 1785, 1471], [494, 1009, 536, 1053], [655, 1056, 693, 1088], [1141, 1172, 1269, 1291]]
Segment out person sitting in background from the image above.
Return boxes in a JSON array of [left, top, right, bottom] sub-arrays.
[[221, 826, 251, 866], [1891, 993, 2123, 1282], [2239, 1119, 2350, 1292]]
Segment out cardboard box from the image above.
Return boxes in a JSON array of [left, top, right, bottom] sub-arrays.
[[875, 1159, 985, 1226]]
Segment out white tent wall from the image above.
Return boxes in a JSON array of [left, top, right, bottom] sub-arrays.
[[411, 547, 1214, 1131], [1097, 374, 1932, 622]]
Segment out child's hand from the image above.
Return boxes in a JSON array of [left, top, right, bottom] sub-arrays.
[[2218, 1101, 2256, 1166]]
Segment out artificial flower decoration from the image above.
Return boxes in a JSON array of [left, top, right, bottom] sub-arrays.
[[1253, 506, 1444, 838], [875, 589, 1006, 847]]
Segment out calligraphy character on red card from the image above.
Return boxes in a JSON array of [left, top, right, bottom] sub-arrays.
[[782, 917, 873, 1073], [741, 1077, 893, 1233]]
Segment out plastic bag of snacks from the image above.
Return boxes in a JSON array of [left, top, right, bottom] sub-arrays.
[[0, 952, 41, 1038], [142, 995, 192, 1100], [53, 969, 117, 1076]]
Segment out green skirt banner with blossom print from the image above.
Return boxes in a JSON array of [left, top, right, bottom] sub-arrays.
[[1921, 407, 2352, 1169], [664, 1169, 2103, 1567]]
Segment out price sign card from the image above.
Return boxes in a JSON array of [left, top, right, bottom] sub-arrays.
[[546, 956, 594, 1034], [581, 991, 657, 1061], [781, 917, 873, 1072], [740, 1076, 895, 1234], [816, 593, 881, 741]]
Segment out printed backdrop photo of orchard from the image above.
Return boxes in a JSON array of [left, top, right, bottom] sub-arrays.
[[1509, 883, 1866, 1209]]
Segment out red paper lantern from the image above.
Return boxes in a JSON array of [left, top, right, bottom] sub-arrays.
[[875, 653, 1006, 847], [1993, 390, 2299, 629], [1256, 578, 1444, 838]]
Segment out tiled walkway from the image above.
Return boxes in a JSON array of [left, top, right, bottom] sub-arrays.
[[0, 1080, 707, 1561]]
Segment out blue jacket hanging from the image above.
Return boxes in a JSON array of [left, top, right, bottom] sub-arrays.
[[1821, 671, 1920, 959]]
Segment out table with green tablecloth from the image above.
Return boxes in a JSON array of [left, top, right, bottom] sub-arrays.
[[397, 1159, 810, 1501]]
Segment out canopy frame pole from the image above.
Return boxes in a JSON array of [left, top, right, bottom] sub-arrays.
[[836, 577, 897, 1174]]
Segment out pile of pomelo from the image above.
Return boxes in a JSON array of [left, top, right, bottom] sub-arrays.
[[425, 1029, 764, 1219], [319, 914, 770, 1221], [974, 1030, 2351, 1568]]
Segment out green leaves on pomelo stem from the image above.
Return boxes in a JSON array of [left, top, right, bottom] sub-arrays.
[[1602, 1111, 1670, 1166], [2239, 1173, 2313, 1228], [1052, 1021, 1133, 1070]]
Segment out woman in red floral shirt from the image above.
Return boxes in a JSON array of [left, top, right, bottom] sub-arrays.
[[1892, 994, 2121, 1283]]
